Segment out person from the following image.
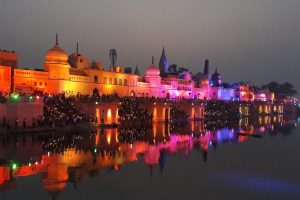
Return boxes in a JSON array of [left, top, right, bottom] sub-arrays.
[[101, 111, 104, 124], [2, 116, 6, 127], [32, 118, 36, 128], [6, 120, 10, 131], [15, 118, 19, 128], [23, 118, 27, 129]]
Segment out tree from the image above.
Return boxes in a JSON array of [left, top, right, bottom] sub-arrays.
[[279, 82, 297, 96], [261, 82, 297, 97], [168, 64, 177, 73]]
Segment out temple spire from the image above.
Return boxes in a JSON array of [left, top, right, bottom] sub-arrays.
[[204, 59, 209, 75], [76, 42, 79, 54], [134, 65, 140, 76], [55, 33, 58, 45], [159, 46, 169, 77], [152, 56, 154, 64]]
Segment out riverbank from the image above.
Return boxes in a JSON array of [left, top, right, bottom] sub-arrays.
[[0, 123, 97, 135]]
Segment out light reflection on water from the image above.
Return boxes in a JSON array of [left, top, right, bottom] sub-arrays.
[[0, 115, 299, 200]]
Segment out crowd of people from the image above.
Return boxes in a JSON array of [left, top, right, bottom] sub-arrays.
[[118, 97, 153, 122], [170, 106, 189, 123], [1, 115, 47, 131], [118, 126, 153, 144], [0, 90, 257, 134], [205, 101, 240, 120], [43, 93, 86, 127]]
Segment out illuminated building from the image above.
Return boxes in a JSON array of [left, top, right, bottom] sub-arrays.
[[0, 50, 18, 68], [210, 69, 222, 87], [0, 35, 261, 101]]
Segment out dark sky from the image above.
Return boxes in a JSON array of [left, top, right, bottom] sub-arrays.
[[0, 0, 299, 95]]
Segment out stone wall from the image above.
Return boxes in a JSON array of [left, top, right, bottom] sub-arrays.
[[0, 102, 43, 126]]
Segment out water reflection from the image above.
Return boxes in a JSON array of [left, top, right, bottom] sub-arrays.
[[0, 115, 298, 199]]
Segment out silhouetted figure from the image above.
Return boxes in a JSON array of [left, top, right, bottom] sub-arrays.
[[202, 151, 208, 162], [15, 119, 19, 128], [6, 120, 10, 131], [32, 118, 36, 128], [159, 150, 167, 174], [2, 116, 6, 127], [23, 118, 27, 129]]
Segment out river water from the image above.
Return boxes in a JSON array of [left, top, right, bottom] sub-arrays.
[[0, 116, 299, 200]]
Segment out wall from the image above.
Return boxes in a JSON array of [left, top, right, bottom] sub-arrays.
[[78, 102, 119, 125], [0, 102, 44, 126], [0, 66, 11, 93]]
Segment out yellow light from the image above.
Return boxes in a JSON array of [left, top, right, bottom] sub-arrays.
[[107, 109, 112, 123], [96, 108, 100, 124], [107, 131, 111, 145], [153, 107, 157, 120]]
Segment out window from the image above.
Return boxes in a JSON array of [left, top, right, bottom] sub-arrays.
[[103, 77, 107, 84], [34, 82, 37, 86], [39, 82, 42, 86], [114, 78, 117, 85], [119, 79, 122, 85], [94, 75, 98, 83], [124, 79, 127, 86], [109, 77, 112, 84]]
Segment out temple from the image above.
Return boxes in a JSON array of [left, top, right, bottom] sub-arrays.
[[0, 36, 262, 101]]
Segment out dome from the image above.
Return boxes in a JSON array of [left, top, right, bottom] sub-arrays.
[[211, 69, 222, 86], [146, 64, 160, 77], [45, 44, 68, 64], [68, 52, 90, 69]]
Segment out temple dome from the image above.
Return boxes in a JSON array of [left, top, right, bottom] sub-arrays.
[[184, 71, 192, 81], [146, 63, 160, 77], [45, 44, 68, 64], [68, 52, 90, 69]]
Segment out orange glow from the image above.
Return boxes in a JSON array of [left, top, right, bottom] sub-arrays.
[[96, 108, 100, 124], [264, 105, 269, 114], [162, 108, 166, 120], [107, 109, 112, 124], [107, 130, 112, 145], [191, 121, 195, 132], [95, 129, 100, 145], [114, 165, 119, 171], [191, 107, 195, 120], [153, 122, 157, 138], [115, 130, 119, 143], [259, 105, 263, 114], [153, 107, 157, 120]]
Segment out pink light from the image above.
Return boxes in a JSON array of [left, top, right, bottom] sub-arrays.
[[259, 127, 266, 132], [260, 94, 266, 97]]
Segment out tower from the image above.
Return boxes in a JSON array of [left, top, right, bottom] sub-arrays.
[[159, 46, 169, 77], [134, 65, 140, 76], [109, 49, 117, 71], [76, 42, 79, 54], [211, 69, 222, 87], [204, 59, 209, 75]]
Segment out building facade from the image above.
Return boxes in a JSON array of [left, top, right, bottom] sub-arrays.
[[0, 37, 260, 101]]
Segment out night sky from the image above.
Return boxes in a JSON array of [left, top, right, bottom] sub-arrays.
[[0, 0, 299, 95]]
